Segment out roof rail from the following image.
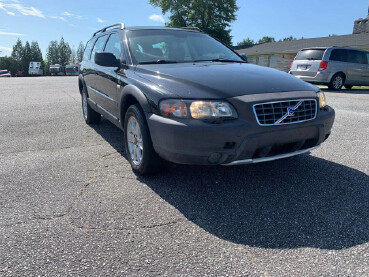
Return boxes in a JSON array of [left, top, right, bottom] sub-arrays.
[[181, 26, 202, 32], [93, 23, 125, 37]]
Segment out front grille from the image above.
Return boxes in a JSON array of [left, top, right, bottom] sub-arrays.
[[253, 99, 317, 126]]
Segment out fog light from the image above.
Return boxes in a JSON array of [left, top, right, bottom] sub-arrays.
[[208, 153, 222, 164]]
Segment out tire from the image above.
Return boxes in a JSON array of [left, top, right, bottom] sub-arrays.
[[328, 73, 345, 90], [81, 85, 101, 124], [345, 85, 353, 90], [124, 104, 165, 175]]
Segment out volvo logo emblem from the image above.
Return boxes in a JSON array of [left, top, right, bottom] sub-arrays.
[[287, 107, 296, 116], [275, 101, 303, 124]]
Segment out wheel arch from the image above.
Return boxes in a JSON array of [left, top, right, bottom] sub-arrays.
[[78, 74, 86, 95], [331, 71, 346, 82], [119, 84, 152, 128]]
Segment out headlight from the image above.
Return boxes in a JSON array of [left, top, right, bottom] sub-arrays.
[[190, 101, 237, 119], [159, 99, 238, 119], [317, 91, 326, 108]]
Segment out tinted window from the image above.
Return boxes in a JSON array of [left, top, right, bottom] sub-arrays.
[[0, 70, 9, 74], [295, 49, 325, 60], [104, 33, 122, 59], [348, 50, 368, 64], [126, 29, 242, 64], [83, 39, 95, 61], [91, 35, 109, 62], [329, 49, 348, 62]]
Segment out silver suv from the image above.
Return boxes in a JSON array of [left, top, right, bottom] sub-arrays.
[[290, 47, 369, 90]]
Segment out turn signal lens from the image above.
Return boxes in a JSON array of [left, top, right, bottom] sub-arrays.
[[159, 99, 187, 118], [317, 92, 326, 108]]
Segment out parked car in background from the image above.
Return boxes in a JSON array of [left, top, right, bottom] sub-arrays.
[[50, 64, 65, 76], [79, 23, 334, 175], [65, 64, 79, 75], [290, 47, 369, 90], [28, 61, 43, 76], [0, 69, 11, 77]]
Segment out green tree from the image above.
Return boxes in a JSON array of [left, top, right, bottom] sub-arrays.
[[46, 40, 59, 65], [11, 38, 23, 71], [22, 41, 32, 76], [77, 41, 84, 63], [280, 36, 297, 41], [149, 0, 238, 45], [257, 36, 275, 44], [30, 41, 43, 61], [237, 37, 254, 46], [58, 37, 72, 66], [70, 46, 77, 64]]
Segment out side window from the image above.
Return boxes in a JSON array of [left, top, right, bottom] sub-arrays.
[[104, 33, 122, 60], [347, 50, 367, 64], [366, 53, 369, 65], [83, 39, 95, 61], [330, 49, 348, 62], [358, 51, 368, 64], [91, 35, 109, 62]]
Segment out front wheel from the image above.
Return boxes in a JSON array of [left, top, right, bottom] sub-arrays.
[[328, 73, 345, 90], [124, 104, 165, 175]]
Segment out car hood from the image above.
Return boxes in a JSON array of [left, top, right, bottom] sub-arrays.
[[134, 62, 317, 99]]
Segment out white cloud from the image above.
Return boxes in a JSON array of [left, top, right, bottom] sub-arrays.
[[96, 17, 106, 23], [0, 1, 45, 18], [149, 14, 165, 23], [0, 45, 13, 56], [0, 29, 24, 36], [62, 11, 82, 20], [49, 15, 67, 22]]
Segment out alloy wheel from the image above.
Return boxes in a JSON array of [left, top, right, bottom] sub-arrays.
[[127, 116, 144, 166]]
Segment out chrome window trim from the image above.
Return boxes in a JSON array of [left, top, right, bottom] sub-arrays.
[[252, 98, 317, 126]]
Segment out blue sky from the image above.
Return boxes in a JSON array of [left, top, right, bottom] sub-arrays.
[[0, 0, 368, 57]]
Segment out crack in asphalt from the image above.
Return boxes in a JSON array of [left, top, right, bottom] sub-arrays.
[[0, 143, 106, 156]]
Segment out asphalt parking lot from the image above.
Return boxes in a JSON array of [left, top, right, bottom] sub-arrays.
[[1, 76, 368, 276]]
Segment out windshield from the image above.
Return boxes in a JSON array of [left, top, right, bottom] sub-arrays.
[[295, 49, 325, 61], [0, 70, 9, 74], [126, 29, 243, 64]]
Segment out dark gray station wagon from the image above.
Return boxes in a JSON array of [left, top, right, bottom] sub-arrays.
[[79, 23, 335, 175]]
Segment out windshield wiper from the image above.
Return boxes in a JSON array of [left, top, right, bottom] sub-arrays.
[[138, 60, 178, 64], [193, 58, 246, 63]]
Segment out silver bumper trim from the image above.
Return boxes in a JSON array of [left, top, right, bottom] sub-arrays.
[[222, 145, 320, 166]]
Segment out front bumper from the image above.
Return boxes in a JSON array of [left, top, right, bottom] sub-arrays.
[[146, 105, 335, 166]]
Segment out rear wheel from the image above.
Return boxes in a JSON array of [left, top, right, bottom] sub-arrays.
[[124, 104, 165, 175], [81, 86, 101, 124], [328, 73, 345, 90], [345, 85, 353, 90]]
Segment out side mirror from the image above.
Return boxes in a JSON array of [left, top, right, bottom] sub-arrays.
[[95, 52, 121, 67], [240, 53, 248, 63]]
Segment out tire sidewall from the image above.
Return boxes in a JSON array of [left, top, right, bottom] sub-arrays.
[[330, 74, 344, 90]]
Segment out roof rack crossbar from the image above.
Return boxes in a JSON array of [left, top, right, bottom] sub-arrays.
[[93, 23, 125, 37], [180, 27, 202, 32]]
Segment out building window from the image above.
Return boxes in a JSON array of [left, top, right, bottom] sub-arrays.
[[257, 56, 265, 66], [268, 56, 278, 68]]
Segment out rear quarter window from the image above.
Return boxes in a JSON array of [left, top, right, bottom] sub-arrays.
[[329, 49, 348, 62], [295, 49, 325, 61], [83, 39, 96, 61]]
